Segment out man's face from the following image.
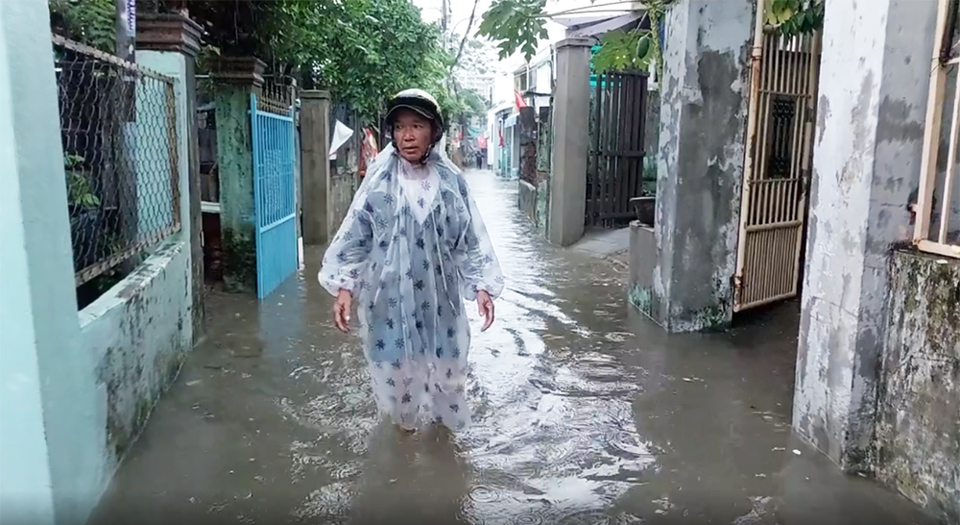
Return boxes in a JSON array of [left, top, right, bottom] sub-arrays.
[[393, 109, 433, 162]]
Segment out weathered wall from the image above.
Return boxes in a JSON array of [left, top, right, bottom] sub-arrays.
[[214, 82, 257, 292], [300, 90, 331, 245], [519, 106, 537, 185], [874, 250, 959, 524], [79, 239, 193, 485], [628, 221, 660, 320], [536, 106, 552, 237], [547, 38, 593, 247], [0, 14, 196, 523], [519, 179, 539, 225], [0, 3, 63, 523], [649, 0, 753, 332], [644, 88, 660, 166], [328, 103, 361, 236], [793, 0, 938, 471]]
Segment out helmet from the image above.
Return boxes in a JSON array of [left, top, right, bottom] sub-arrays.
[[386, 88, 444, 145]]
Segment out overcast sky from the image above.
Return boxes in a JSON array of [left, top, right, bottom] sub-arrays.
[[411, 0, 495, 36]]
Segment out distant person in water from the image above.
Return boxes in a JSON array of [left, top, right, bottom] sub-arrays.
[[318, 89, 504, 434]]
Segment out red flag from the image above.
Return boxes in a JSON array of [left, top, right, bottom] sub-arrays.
[[514, 90, 528, 109], [498, 123, 504, 147]]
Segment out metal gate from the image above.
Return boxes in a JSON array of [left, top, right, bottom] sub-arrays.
[[250, 92, 298, 299], [587, 71, 648, 228], [734, 29, 822, 312]]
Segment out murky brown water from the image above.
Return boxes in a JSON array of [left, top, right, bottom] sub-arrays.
[[92, 171, 938, 525]]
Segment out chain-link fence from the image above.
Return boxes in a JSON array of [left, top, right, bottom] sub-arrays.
[[52, 35, 181, 286]]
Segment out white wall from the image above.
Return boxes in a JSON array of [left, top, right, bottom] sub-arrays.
[[0, 5, 196, 523], [0, 4, 57, 524], [75, 48, 194, 511]]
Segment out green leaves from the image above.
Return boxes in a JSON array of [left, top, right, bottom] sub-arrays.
[[477, 0, 548, 61], [64, 154, 102, 209], [591, 29, 654, 75], [478, 0, 678, 76], [190, 0, 452, 122], [766, 0, 824, 36], [49, 0, 115, 52]]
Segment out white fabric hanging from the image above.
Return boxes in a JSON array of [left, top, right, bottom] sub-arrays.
[[319, 143, 504, 432]]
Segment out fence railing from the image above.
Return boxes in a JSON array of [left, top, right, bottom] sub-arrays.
[[914, 0, 960, 259], [52, 35, 181, 286]]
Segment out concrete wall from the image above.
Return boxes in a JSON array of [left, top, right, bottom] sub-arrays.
[[0, 5, 196, 522], [300, 90, 331, 245], [874, 250, 959, 524], [215, 86, 258, 292], [73, 46, 195, 500], [519, 179, 538, 224], [628, 221, 658, 319], [547, 38, 593, 247], [0, 3, 60, 523], [648, 0, 753, 332], [79, 238, 193, 477], [793, 0, 939, 472], [644, 88, 660, 167]]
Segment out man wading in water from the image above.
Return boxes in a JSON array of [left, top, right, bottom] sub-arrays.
[[319, 89, 503, 433]]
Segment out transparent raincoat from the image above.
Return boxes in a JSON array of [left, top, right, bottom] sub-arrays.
[[318, 143, 503, 431]]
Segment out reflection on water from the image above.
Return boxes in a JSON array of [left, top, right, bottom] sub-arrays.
[[91, 171, 939, 525]]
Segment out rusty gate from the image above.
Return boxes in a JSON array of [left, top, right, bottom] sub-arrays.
[[586, 71, 648, 228], [734, 29, 822, 312]]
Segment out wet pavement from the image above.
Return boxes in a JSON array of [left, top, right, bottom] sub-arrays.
[[91, 170, 938, 525]]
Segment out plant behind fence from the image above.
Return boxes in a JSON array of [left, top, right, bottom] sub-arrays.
[[52, 36, 181, 286]]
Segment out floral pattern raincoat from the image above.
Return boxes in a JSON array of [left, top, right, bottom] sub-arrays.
[[319, 145, 503, 431]]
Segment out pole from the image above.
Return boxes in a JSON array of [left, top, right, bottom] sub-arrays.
[[732, 0, 766, 309], [116, 0, 135, 61], [116, 0, 139, 261], [441, 0, 448, 32]]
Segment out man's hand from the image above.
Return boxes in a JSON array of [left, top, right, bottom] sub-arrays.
[[334, 289, 353, 333], [477, 290, 495, 332]]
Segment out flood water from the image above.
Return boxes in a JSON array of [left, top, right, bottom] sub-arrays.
[[91, 170, 938, 525]]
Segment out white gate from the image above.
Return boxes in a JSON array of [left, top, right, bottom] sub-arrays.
[[734, 28, 822, 312]]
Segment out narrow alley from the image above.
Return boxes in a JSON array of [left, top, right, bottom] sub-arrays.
[[88, 171, 936, 525]]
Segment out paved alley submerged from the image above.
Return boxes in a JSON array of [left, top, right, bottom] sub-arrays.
[[92, 171, 937, 525]]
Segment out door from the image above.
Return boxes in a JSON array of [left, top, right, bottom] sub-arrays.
[[586, 71, 649, 229], [734, 29, 822, 312], [251, 93, 299, 299]]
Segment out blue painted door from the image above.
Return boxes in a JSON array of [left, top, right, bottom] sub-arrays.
[[251, 94, 298, 299]]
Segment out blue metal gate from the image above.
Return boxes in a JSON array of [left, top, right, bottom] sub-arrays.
[[251, 93, 298, 299]]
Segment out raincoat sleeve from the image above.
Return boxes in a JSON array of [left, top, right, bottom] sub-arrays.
[[455, 174, 504, 301], [318, 187, 375, 297]]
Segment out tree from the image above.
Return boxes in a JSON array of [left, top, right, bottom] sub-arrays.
[[192, 0, 455, 122], [765, 0, 825, 36], [48, 0, 456, 123], [49, 0, 116, 52], [477, 0, 824, 77]]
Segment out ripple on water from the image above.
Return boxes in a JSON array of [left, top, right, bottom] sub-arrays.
[[546, 508, 643, 525], [508, 509, 546, 525], [602, 430, 654, 460], [468, 484, 504, 504], [553, 508, 611, 525], [291, 482, 353, 522]]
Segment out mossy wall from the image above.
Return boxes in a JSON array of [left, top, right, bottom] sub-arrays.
[[873, 249, 960, 524]]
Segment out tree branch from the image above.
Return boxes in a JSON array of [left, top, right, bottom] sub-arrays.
[[452, 0, 482, 70]]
